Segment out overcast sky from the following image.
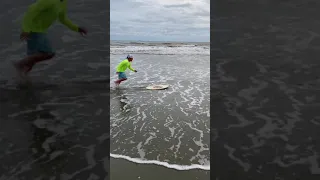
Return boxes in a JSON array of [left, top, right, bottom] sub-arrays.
[[110, 0, 210, 42]]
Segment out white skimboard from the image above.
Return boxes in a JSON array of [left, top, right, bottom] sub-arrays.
[[146, 84, 169, 90]]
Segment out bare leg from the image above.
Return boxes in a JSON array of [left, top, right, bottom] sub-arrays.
[[14, 52, 55, 74], [118, 78, 127, 84], [115, 78, 127, 86]]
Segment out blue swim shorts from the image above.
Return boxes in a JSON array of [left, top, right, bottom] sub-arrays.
[[118, 72, 127, 79], [27, 32, 55, 55]]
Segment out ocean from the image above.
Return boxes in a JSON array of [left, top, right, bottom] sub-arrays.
[[110, 41, 210, 179]]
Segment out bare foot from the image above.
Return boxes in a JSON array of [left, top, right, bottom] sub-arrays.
[[12, 61, 28, 79], [12, 61, 23, 74], [114, 81, 120, 87]]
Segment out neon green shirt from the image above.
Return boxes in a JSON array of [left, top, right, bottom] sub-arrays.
[[116, 59, 135, 72], [22, 0, 78, 33]]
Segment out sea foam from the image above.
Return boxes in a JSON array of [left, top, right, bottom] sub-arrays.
[[110, 153, 210, 171]]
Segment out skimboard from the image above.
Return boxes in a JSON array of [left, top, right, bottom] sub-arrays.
[[146, 84, 169, 90]]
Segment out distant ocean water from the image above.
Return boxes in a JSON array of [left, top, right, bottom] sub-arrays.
[[111, 40, 210, 55]]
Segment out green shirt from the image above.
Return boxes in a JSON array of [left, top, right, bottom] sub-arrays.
[[116, 59, 135, 72], [22, 0, 78, 33]]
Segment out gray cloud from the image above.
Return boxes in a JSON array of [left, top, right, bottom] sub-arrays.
[[110, 0, 210, 42], [193, 10, 210, 17], [164, 3, 192, 8]]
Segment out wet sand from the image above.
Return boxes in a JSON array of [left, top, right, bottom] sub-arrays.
[[212, 0, 320, 179], [110, 158, 209, 180]]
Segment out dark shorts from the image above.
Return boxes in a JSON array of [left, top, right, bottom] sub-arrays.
[[27, 32, 54, 55], [118, 72, 127, 79]]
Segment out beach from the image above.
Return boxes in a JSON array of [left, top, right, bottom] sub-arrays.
[[110, 41, 210, 179], [212, 0, 320, 179]]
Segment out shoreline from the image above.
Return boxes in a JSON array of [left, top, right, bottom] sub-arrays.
[[110, 153, 210, 171], [110, 157, 210, 180]]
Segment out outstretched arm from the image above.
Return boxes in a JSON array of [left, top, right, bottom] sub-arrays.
[[128, 64, 136, 72], [58, 1, 79, 32], [22, 0, 54, 32]]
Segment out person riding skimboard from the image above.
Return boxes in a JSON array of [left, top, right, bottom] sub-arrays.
[[114, 55, 137, 86]]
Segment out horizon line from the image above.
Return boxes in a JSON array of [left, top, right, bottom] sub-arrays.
[[110, 39, 209, 43]]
